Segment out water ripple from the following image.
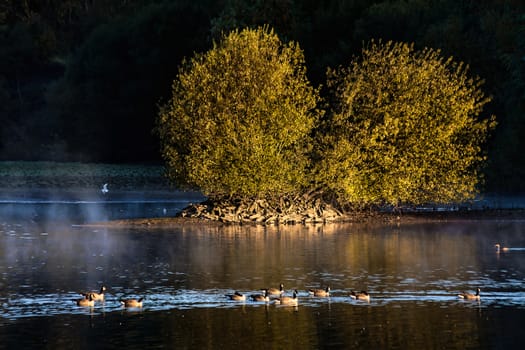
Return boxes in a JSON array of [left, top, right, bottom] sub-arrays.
[[1, 288, 524, 320]]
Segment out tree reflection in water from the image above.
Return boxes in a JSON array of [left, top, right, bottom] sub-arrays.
[[1, 213, 525, 349]]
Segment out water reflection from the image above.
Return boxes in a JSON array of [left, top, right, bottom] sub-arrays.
[[1, 219, 524, 316], [1, 202, 525, 348]]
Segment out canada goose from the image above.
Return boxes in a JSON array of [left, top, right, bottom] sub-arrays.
[[308, 286, 330, 297], [250, 289, 270, 302], [458, 288, 480, 300], [275, 290, 299, 306], [76, 295, 95, 307], [81, 286, 107, 301], [350, 290, 370, 302], [226, 291, 246, 301], [495, 243, 509, 253], [120, 297, 144, 307], [267, 283, 284, 296]]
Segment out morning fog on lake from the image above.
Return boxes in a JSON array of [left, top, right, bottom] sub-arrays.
[[1, 192, 524, 349]]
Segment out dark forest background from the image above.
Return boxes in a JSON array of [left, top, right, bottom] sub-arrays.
[[1, 0, 524, 194]]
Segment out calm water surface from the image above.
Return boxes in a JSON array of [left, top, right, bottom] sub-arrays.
[[0, 193, 524, 349]]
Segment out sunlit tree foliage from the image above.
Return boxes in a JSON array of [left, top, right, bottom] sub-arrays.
[[157, 26, 321, 198], [316, 41, 496, 207], [2, 0, 521, 196]]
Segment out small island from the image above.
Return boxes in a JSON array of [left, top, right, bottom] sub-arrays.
[[154, 27, 495, 226]]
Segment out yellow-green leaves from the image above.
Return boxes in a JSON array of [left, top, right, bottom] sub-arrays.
[[158, 33, 494, 208], [157, 27, 321, 198], [317, 40, 495, 207]]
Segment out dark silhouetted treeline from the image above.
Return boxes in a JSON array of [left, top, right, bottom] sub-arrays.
[[1, 0, 524, 193]]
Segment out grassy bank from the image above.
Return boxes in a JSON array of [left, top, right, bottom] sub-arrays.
[[0, 161, 169, 190]]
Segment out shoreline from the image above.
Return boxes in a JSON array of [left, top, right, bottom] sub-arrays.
[[80, 208, 525, 228]]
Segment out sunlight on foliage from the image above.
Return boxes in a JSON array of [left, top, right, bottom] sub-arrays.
[[316, 40, 496, 207], [157, 26, 321, 198]]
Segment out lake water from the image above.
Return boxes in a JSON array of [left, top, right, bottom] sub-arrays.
[[1, 191, 524, 349]]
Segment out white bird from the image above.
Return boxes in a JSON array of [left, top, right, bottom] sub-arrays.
[[101, 183, 109, 194]]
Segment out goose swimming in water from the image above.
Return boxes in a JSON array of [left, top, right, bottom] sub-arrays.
[[350, 290, 370, 302], [250, 289, 270, 302], [76, 295, 95, 307], [275, 290, 299, 306], [458, 288, 481, 300], [267, 283, 284, 296], [308, 286, 330, 297], [120, 297, 144, 307], [226, 291, 246, 301], [81, 286, 107, 302], [495, 243, 509, 253]]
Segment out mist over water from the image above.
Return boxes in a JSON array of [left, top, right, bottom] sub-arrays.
[[1, 189, 525, 349], [0, 188, 205, 224]]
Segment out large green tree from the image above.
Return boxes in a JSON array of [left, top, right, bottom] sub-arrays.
[[316, 41, 496, 207], [157, 26, 321, 198]]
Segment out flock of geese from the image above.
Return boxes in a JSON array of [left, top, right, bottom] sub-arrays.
[[76, 284, 481, 308], [222, 243, 514, 305], [75, 286, 143, 308], [76, 242, 516, 308], [225, 284, 480, 306], [74, 284, 373, 308], [224, 284, 367, 306]]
